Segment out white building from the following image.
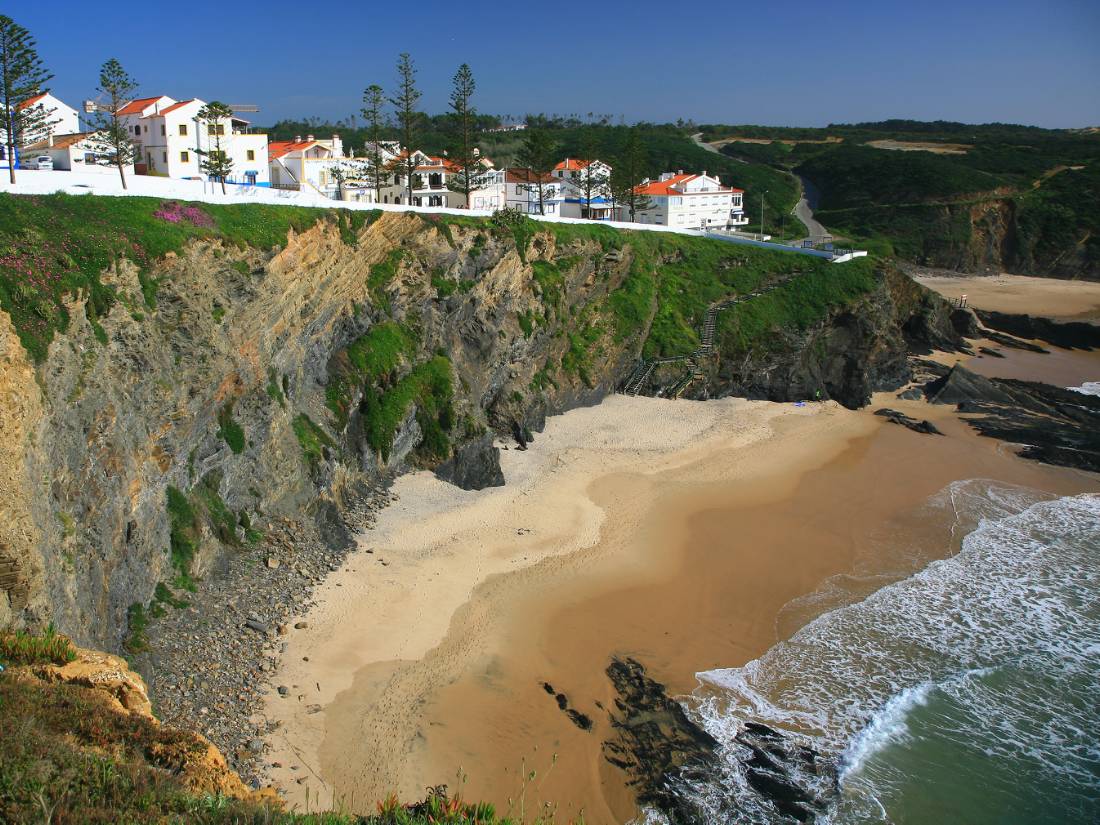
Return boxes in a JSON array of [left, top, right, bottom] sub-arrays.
[[554, 157, 614, 220], [117, 96, 268, 186], [21, 131, 133, 175], [629, 171, 748, 229], [504, 169, 564, 215], [268, 135, 345, 195], [382, 150, 469, 208], [12, 92, 81, 144]]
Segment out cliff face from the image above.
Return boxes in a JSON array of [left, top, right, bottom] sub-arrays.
[[0, 202, 956, 650], [0, 211, 643, 647]]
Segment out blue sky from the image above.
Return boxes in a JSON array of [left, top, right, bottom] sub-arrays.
[[24, 0, 1100, 128]]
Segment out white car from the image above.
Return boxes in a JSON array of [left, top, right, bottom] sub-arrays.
[[30, 155, 54, 170]]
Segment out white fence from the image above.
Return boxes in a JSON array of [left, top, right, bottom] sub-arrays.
[[2, 169, 866, 262]]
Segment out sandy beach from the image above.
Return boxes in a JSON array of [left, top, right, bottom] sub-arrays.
[[911, 272, 1100, 322], [263, 384, 1097, 822]]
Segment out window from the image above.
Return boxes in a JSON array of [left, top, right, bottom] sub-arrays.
[[180, 151, 189, 162], [133, 126, 140, 135], [160, 124, 166, 136], [162, 152, 167, 162], [207, 124, 225, 136], [179, 124, 188, 136], [246, 149, 255, 161], [143, 125, 148, 133]]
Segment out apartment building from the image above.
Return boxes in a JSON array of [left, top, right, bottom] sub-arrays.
[[117, 96, 268, 185], [630, 171, 748, 229]]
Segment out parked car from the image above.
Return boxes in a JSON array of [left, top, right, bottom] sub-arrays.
[[29, 155, 54, 171]]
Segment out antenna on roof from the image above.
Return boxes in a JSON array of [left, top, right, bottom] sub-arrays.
[[227, 104, 259, 113]]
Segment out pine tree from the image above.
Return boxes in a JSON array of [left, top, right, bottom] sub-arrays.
[[197, 101, 235, 195], [0, 15, 54, 184], [360, 84, 388, 202], [445, 64, 489, 208], [609, 128, 652, 222], [568, 129, 610, 220], [514, 128, 558, 216], [88, 58, 138, 190], [389, 53, 421, 205]]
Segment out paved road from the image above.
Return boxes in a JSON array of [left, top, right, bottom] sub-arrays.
[[692, 134, 828, 241], [792, 174, 828, 241]]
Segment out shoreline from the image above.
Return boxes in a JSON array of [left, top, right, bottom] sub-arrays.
[[263, 396, 871, 815], [262, 386, 1097, 820]]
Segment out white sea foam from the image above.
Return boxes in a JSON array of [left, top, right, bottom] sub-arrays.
[[664, 482, 1100, 824], [1067, 381, 1100, 397]]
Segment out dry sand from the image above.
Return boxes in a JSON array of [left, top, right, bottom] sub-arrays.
[[263, 388, 1097, 822], [912, 272, 1100, 322]]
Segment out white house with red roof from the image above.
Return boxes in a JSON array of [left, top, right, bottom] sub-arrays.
[[628, 171, 748, 229], [21, 131, 133, 175], [15, 92, 80, 142], [116, 96, 268, 186], [381, 150, 467, 208], [268, 134, 344, 195], [553, 157, 613, 219]]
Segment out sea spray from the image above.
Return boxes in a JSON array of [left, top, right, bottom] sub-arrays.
[[645, 482, 1100, 823]]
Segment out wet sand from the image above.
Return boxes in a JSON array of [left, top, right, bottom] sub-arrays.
[[264, 390, 1097, 822], [912, 272, 1100, 322]]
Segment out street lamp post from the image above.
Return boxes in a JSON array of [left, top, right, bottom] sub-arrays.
[[760, 190, 768, 239]]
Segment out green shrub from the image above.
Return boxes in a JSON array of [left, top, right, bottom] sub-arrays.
[[165, 485, 199, 590], [216, 402, 245, 454], [293, 414, 335, 469], [0, 624, 77, 666]]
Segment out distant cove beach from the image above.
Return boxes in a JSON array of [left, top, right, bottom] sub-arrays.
[[263, 385, 1095, 821]]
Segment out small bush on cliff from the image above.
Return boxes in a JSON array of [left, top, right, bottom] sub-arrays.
[[0, 624, 77, 666], [166, 485, 199, 589], [362, 355, 454, 462], [293, 414, 335, 469], [326, 322, 416, 428], [217, 402, 245, 454]]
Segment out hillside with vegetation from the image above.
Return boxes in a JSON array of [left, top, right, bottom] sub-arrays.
[[699, 120, 1100, 277]]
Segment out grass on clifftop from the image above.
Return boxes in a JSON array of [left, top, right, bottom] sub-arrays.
[[0, 659, 577, 824], [0, 624, 76, 667], [0, 192, 355, 361]]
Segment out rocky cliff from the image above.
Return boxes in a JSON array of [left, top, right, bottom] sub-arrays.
[[0, 196, 959, 655]]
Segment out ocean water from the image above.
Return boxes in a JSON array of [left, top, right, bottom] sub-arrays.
[[647, 480, 1100, 824], [1068, 381, 1100, 397]]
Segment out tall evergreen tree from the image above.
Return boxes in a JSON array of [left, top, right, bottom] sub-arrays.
[[197, 101, 235, 194], [609, 128, 652, 222], [445, 63, 489, 208], [360, 84, 388, 202], [514, 128, 558, 216], [0, 15, 53, 184], [568, 129, 610, 219], [389, 53, 421, 205], [88, 58, 138, 190]]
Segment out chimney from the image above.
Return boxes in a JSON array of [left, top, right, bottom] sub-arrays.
[[306, 133, 314, 142], [48, 133, 54, 147], [677, 169, 683, 175], [294, 135, 302, 142]]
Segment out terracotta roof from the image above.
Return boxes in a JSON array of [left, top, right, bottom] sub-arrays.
[[23, 132, 94, 151], [506, 168, 557, 185], [152, 99, 197, 117], [117, 96, 167, 116], [554, 158, 592, 172], [634, 173, 739, 197], [268, 139, 317, 159], [16, 93, 48, 111]]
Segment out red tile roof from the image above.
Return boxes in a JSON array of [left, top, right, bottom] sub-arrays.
[[117, 96, 167, 116], [16, 93, 48, 111], [154, 99, 197, 117], [268, 140, 317, 159], [23, 132, 94, 151], [506, 168, 557, 185], [634, 173, 741, 196], [554, 157, 592, 172]]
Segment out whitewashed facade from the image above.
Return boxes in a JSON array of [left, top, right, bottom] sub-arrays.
[[630, 171, 748, 229], [117, 96, 268, 185]]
